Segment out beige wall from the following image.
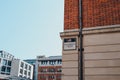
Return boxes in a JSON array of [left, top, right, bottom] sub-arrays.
[[83, 31, 120, 80], [61, 25, 120, 80], [61, 35, 79, 80]]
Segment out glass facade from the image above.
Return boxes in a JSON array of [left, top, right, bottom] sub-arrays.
[[0, 51, 14, 76]]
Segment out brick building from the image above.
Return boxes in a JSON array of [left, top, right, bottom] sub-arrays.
[[37, 56, 62, 80], [64, 0, 120, 29], [60, 0, 120, 80]]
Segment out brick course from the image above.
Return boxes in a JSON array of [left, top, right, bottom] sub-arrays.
[[64, 0, 79, 30], [64, 0, 120, 30]]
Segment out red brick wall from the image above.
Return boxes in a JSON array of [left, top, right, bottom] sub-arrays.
[[64, 0, 120, 30], [64, 0, 79, 30], [38, 66, 62, 80]]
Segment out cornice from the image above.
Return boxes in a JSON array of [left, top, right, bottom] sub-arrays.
[[60, 25, 120, 37], [83, 25, 120, 35]]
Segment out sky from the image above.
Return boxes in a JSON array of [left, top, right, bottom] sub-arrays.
[[0, 0, 64, 60]]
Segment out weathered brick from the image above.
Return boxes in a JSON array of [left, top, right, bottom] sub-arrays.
[[64, 0, 120, 30]]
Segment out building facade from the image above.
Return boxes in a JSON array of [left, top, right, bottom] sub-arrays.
[[0, 50, 34, 80], [11, 59, 33, 80], [0, 50, 14, 79], [24, 59, 37, 80], [60, 0, 120, 80], [37, 56, 62, 80]]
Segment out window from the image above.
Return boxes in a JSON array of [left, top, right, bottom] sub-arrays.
[[24, 70, 27, 75], [0, 59, 1, 63], [28, 72, 31, 76], [57, 68, 62, 72], [8, 61, 12, 66], [6, 67, 11, 73], [57, 60, 62, 64], [48, 75, 54, 79], [25, 64, 28, 69], [0, 53, 3, 57], [19, 75, 22, 77], [41, 61, 48, 65], [49, 60, 56, 65], [1, 66, 6, 72], [48, 68, 55, 72], [20, 69, 23, 74], [20, 62, 24, 68], [0, 51, 2, 53], [29, 66, 31, 70], [2, 59, 7, 65], [40, 68, 47, 72]]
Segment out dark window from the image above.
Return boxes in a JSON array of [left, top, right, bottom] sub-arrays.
[[6, 67, 11, 73], [19, 75, 22, 77], [1, 66, 6, 72], [29, 66, 31, 70], [48, 68, 55, 72], [48, 75, 54, 79], [0, 59, 1, 63], [41, 61, 47, 65], [0, 51, 2, 53], [57, 68, 62, 72], [20, 69, 23, 74], [25, 64, 27, 69], [24, 70, 27, 75], [21, 62, 24, 68], [49, 60, 56, 65], [28, 72, 31, 76], [57, 60, 62, 64], [40, 68, 47, 72], [8, 61, 12, 66]]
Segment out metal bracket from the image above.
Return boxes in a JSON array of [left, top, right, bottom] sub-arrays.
[[78, 48, 84, 51]]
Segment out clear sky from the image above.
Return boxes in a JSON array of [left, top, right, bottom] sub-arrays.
[[0, 0, 64, 59]]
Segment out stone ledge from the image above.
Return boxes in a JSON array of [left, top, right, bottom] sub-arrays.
[[60, 31, 79, 37], [83, 25, 120, 35], [60, 25, 120, 37]]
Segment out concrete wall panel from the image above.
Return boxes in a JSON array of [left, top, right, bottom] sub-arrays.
[[62, 68, 78, 75], [62, 61, 78, 68], [85, 76, 120, 80], [85, 68, 120, 75], [62, 76, 78, 80], [85, 59, 120, 67], [62, 54, 78, 61], [84, 44, 120, 53], [84, 52, 120, 60], [83, 33, 120, 46]]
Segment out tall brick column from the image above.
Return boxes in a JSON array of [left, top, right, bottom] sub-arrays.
[[60, 0, 120, 80]]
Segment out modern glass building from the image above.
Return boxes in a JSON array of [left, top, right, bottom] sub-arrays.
[[10, 59, 33, 80], [0, 50, 14, 79], [0, 50, 34, 80]]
